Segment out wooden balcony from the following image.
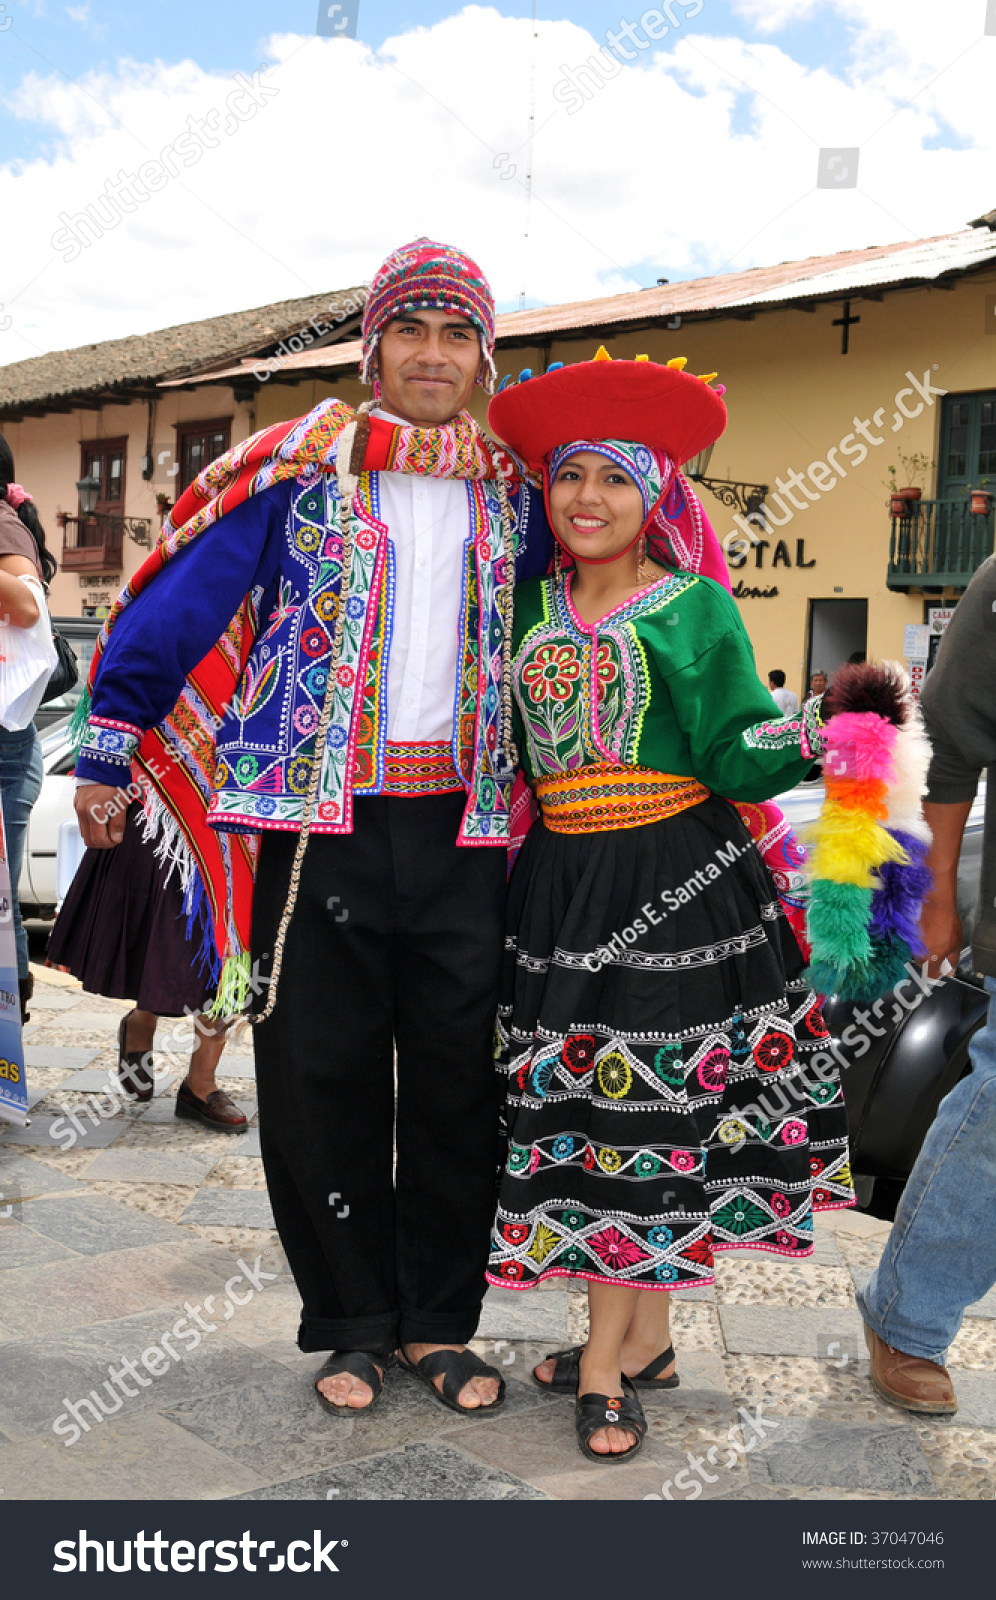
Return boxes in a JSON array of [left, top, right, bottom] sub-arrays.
[[887, 497, 995, 590], [59, 513, 151, 573]]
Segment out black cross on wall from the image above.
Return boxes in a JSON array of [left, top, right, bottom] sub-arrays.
[[832, 300, 861, 354]]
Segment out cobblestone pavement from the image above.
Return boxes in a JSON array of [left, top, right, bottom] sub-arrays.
[[1, 969, 994, 1502]]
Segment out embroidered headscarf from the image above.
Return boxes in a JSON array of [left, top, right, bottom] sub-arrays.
[[546, 437, 732, 592], [361, 237, 497, 392]]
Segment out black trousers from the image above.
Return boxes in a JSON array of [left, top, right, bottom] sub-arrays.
[[251, 793, 507, 1354]]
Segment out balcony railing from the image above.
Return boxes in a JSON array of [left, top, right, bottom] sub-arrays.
[[59, 513, 152, 573], [887, 497, 995, 590]]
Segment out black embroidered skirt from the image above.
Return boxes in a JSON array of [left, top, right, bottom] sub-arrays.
[[486, 795, 854, 1294]]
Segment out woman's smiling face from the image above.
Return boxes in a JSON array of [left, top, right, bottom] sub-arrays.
[[548, 451, 645, 563]]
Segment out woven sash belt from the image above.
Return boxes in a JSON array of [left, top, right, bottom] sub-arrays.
[[535, 762, 709, 835], [380, 740, 465, 798]]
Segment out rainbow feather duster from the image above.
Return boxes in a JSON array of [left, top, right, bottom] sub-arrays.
[[804, 663, 932, 1000]]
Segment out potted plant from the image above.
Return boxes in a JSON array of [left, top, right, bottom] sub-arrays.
[[967, 480, 992, 516], [886, 452, 934, 518], [155, 492, 174, 518]]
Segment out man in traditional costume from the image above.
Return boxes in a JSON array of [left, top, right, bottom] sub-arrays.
[[73, 239, 550, 1415]]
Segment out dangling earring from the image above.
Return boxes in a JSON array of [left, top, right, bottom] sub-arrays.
[[636, 533, 648, 585], [554, 542, 563, 589]]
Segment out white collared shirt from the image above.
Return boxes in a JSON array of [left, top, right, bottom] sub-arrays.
[[373, 408, 470, 743]]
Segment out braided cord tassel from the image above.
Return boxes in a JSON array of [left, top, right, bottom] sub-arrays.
[[249, 403, 374, 1025], [485, 441, 518, 771]]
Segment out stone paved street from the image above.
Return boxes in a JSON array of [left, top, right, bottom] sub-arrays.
[[2, 967, 995, 1502]]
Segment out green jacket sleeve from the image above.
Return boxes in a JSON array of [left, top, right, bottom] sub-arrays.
[[660, 620, 815, 801]]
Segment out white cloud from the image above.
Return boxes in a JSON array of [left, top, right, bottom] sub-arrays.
[[0, 4, 991, 362]]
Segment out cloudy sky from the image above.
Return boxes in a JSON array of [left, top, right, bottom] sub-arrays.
[[0, 0, 993, 361]]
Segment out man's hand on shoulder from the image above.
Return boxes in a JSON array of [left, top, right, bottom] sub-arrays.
[[75, 784, 128, 848]]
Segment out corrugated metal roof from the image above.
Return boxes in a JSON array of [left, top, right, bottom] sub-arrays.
[[164, 225, 996, 390], [733, 227, 996, 306]]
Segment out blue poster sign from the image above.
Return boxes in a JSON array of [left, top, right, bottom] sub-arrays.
[[0, 794, 28, 1126]]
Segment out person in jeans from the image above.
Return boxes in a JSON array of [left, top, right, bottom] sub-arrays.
[[0, 435, 56, 1020], [857, 556, 996, 1413]]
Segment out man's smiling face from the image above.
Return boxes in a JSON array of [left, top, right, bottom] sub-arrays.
[[374, 308, 481, 425]]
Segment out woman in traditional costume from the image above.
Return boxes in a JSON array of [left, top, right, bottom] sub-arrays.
[[484, 351, 876, 1463]]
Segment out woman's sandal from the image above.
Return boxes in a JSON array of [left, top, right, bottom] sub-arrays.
[[628, 1344, 680, 1391], [314, 1351, 392, 1416], [575, 1377, 647, 1464], [117, 1013, 154, 1102], [398, 1346, 506, 1415], [533, 1343, 679, 1393]]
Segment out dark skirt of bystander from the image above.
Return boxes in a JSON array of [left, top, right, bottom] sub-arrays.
[[47, 802, 215, 1016]]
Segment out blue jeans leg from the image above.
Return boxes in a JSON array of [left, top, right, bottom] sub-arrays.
[[0, 729, 44, 982], [856, 976, 996, 1362]]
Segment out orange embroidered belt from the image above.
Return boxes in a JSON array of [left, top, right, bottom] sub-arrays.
[[535, 763, 709, 834], [381, 740, 464, 798]]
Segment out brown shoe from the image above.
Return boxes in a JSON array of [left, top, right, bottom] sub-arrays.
[[175, 1078, 248, 1134], [863, 1322, 957, 1414]]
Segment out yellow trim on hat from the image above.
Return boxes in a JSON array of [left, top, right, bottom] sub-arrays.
[[667, 357, 687, 370], [592, 345, 612, 362]]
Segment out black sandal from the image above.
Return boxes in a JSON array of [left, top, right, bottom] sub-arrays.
[[629, 1344, 680, 1391], [575, 1378, 646, 1464], [314, 1350, 391, 1416], [117, 1013, 154, 1102], [533, 1343, 679, 1393], [398, 1346, 506, 1415]]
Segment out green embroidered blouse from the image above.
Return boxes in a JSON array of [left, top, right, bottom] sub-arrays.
[[512, 571, 818, 801]]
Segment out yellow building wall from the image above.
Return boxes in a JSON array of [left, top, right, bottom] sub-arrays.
[[3, 385, 254, 616], [249, 272, 996, 701], [20, 272, 986, 668]]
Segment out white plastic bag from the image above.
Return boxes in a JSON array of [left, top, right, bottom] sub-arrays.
[[0, 575, 58, 730]]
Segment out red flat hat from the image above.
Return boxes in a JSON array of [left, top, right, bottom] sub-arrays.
[[488, 352, 727, 468]]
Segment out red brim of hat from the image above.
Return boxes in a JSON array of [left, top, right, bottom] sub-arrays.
[[487, 360, 727, 469]]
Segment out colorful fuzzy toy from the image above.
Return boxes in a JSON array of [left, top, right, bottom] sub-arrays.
[[805, 662, 932, 1001]]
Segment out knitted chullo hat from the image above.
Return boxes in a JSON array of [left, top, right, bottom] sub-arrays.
[[360, 237, 497, 393]]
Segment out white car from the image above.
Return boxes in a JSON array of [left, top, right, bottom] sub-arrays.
[[19, 718, 79, 918]]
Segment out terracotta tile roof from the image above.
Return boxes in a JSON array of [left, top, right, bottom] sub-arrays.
[[0, 286, 365, 418], [161, 224, 996, 389]]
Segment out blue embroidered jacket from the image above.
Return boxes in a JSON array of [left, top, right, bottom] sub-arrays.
[[75, 465, 551, 845]]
